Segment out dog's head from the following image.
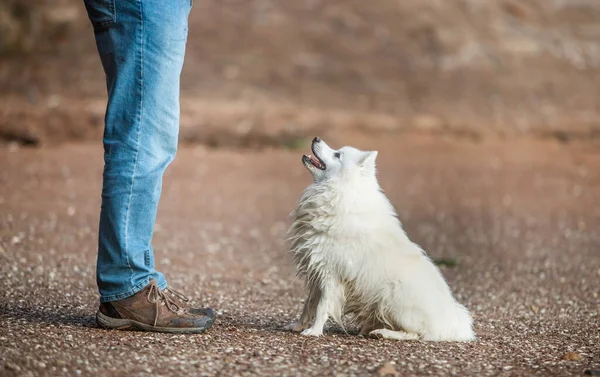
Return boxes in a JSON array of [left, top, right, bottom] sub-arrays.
[[302, 137, 378, 183]]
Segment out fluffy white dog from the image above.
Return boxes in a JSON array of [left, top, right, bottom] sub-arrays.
[[285, 137, 475, 341]]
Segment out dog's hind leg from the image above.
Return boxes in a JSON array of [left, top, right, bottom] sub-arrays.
[[369, 329, 420, 341], [284, 289, 320, 332], [359, 320, 383, 336]]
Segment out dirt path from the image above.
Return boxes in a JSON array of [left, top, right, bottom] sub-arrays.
[[0, 133, 599, 376]]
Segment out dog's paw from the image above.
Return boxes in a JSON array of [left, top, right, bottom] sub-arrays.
[[283, 322, 304, 332], [301, 327, 323, 337], [369, 329, 385, 339], [369, 329, 420, 341]]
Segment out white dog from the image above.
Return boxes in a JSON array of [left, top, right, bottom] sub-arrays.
[[285, 137, 475, 341]]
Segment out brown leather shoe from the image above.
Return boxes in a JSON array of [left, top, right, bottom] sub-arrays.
[[96, 279, 215, 334]]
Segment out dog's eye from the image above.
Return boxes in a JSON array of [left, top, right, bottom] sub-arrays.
[[334, 152, 341, 159]]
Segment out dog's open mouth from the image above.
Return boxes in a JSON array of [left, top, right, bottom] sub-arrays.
[[302, 154, 326, 170], [302, 138, 327, 170]]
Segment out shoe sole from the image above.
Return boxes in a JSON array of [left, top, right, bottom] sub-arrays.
[[96, 311, 214, 334]]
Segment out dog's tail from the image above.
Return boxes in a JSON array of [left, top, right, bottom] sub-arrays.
[[434, 302, 476, 342], [416, 297, 475, 342]]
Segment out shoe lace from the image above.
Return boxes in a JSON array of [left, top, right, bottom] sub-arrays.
[[147, 285, 190, 326], [165, 287, 190, 304]]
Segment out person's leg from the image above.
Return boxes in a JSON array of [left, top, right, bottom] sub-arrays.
[[83, 0, 191, 302]]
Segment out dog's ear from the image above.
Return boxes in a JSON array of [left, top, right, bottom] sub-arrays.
[[360, 151, 378, 172]]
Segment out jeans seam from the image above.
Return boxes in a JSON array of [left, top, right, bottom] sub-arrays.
[[123, 0, 145, 289], [110, 0, 116, 22]]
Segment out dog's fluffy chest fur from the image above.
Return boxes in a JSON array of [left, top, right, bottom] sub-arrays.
[[289, 181, 412, 304]]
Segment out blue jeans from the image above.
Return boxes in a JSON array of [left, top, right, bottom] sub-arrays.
[[83, 0, 192, 302]]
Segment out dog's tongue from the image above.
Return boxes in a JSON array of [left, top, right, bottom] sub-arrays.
[[309, 155, 320, 165]]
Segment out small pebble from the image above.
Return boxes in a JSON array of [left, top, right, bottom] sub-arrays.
[[5, 362, 21, 372], [562, 352, 582, 361]]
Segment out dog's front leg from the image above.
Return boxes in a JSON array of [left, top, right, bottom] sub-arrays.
[[284, 289, 320, 332], [301, 279, 343, 337]]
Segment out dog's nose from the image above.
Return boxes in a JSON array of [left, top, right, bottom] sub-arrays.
[[313, 137, 321, 143]]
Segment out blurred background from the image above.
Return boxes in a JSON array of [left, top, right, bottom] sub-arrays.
[[1, 0, 599, 147]]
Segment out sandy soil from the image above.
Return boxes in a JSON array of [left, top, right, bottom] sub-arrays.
[[0, 133, 598, 376]]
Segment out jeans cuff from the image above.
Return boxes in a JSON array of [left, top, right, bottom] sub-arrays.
[[99, 276, 168, 303]]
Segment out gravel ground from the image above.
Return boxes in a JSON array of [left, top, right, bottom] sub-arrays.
[[0, 133, 599, 377]]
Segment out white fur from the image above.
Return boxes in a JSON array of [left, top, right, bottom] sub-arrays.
[[285, 138, 475, 342]]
